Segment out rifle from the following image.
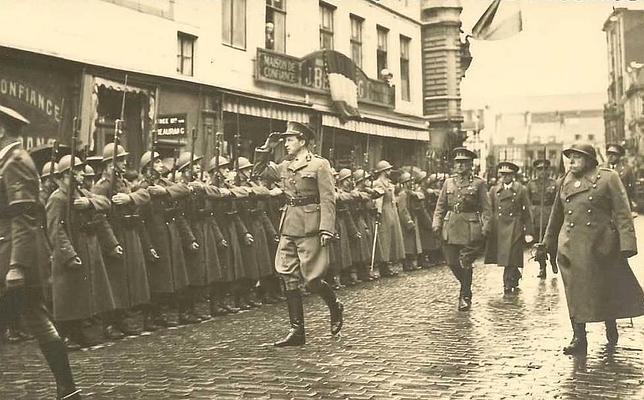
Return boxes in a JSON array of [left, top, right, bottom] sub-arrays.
[[538, 146, 547, 242], [49, 140, 59, 177], [65, 117, 80, 236], [172, 133, 180, 182], [213, 131, 223, 186], [110, 74, 128, 197], [189, 127, 197, 182], [201, 125, 210, 182]]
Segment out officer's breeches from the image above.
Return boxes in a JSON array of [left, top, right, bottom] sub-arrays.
[[275, 235, 329, 291], [442, 242, 481, 298], [0, 288, 59, 344]]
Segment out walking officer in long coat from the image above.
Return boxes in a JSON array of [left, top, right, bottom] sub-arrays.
[[541, 143, 644, 355], [0, 106, 82, 399], [432, 147, 492, 311], [254, 121, 343, 347], [527, 159, 557, 278], [484, 161, 534, 294]]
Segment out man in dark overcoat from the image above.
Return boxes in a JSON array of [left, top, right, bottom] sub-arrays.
[[605, 143, 637, 210], [527, 159, 557, 278], [542, 143, 644, 354], [484, 161, 534, 294]]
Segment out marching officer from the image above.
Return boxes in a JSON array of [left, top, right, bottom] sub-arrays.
[[92, 143, 152, 338], [605, 143, 637, 210], [432, 147, 492, 311], [47, 155, 121, 348], [0, 106, 81, 399], [484, 161, 534, 294], [254, 121, 343, 347], [527, 159, 557, 278], [542, 143, 644, 354]]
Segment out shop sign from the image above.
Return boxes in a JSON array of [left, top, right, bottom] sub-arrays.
[[0, 60, 75, 149], [156, 114, 187, 137], [256, 48, 395, 109]]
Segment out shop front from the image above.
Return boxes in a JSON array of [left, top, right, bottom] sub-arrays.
[[0, 48, 79, 149]]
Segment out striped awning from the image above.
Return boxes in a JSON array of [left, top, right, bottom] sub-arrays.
[[322, 114, 428, 141], [222, 95, 310, 123]]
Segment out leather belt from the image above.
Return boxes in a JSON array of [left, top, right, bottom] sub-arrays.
[[285, 195, 319, 207]]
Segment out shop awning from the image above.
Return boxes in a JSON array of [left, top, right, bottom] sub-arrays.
[[222, 95, 310, 124], [322, 114, 428, 141], [94, 76, 149, 94]]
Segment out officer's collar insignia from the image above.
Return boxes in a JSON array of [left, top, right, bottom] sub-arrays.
[[288, 152, 311, 172]]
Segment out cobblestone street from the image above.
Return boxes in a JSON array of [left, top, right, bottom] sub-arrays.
[[2, 228, 643, 399]]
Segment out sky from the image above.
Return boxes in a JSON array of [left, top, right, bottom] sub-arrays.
[[459, 0, 644, 110]]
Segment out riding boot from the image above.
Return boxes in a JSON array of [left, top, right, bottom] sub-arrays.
[[563, 319, 587, 355], [537, 260, 547, 278], [459, 267, 473, 311], [605, 319, 618, 346], [448, 265, 463, 283], [311, 280, 343, 336], [273, 290, 305, 347], [39, 339, 82, 399]]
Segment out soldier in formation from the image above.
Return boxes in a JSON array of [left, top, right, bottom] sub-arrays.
[[526, 159, 557, 278]]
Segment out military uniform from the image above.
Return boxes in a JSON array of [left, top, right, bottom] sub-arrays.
[[606, 160, 636, 206], [432, 148, 491, 311], [396, 174, 423, 270], [544, 143, 644, 354], [372, 167, 406, 271], [484, 175, 533, 292], [254, 121, 342, 347], [527, 160, 557, 278]]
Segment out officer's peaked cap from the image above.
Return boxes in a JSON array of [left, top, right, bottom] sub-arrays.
[[563, 143, 598, 166], [280, 121, 315, 142], [606, 143, 625, 156], [0, 105, 30, 126], [497, 161, 519, 174], [452, 147, 477, 161]]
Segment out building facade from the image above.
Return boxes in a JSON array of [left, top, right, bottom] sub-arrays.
[[0, 0, 468, 171], [603, 8, 644, 158]]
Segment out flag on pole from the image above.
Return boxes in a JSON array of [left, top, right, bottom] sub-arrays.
[[324, 51, 361, 122], [472, 0, 523, 41]]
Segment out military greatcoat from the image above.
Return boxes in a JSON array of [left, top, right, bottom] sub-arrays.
[[47, 186, 118, 321], [606, 160, 637, 205], [397, 187, 422, 256], [238, 181, 274, 279], [544, 167, 644, 323], [349, 189, 372, 265], [372, 176, 406, 263], [138, 178, 191, 294], [92, 174, 151, 309], [0, 141, 51, 297], [484, 181, 534, 267], [255, 149, 336, 288]]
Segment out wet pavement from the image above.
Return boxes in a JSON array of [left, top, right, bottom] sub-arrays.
[[2, 223, 644, 399]]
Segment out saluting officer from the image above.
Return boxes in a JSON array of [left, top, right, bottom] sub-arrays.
[[605, 143, 637, 210], [484, 161, 534, 294], [527, 159, 557, 278], [0, 106, 81, 399], [432, 147, 492, 311], [254, 121, 342, 347], [542, 143, 644, 354]]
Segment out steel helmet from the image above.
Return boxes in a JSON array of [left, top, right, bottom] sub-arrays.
[[41, 161, 59, 178], [399, 171, 412, 184], [140, 151, 160, 171], [237, 157, 253, 170], [177, 151, 204, 172], [337, 168, 352, 182], [374, 160, 393, 174], [563, 143, 598, 166], [207, 155, 231, 172], [58, 155, 84, 173], [102, 143, 129, 162], [83, 164, 96, 177], [352, 168, 371, 184]]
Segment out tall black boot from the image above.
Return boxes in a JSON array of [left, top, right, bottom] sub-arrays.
[[563, 319, 587, 355], [40, 339, 82, 399], [537, 260, 547, 278], [273, 290, 305, 347], [605, 319, 618, 346], [459, 267, 473, 311], [310, 280, 344, 336], [448, 265, 463, 283]]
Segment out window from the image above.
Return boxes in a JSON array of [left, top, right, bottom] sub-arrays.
[[266, 0, 286, 52], [222, 0, 246, 49], [377, 26, 388, 79], [574, 134, 581, 141], [350, 15, 363, 68], [400, 35, 410, 101], [588, 134, 595, 141], [319, 3, 334, 50], [177, 32, 195, 76]]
